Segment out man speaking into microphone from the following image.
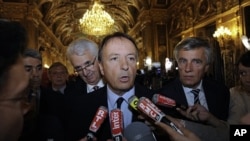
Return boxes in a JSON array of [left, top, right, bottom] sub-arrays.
[[65, 32, 157, 141]]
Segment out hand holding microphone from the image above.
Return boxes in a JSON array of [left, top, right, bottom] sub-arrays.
[[155, 119, 201, 141]]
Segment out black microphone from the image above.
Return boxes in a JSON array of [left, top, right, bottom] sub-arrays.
[[124, 122, 157, 141], [110, 108, 123, 141], [137, 97, 183, 135], [152, 94, 187, 110], [87, 106, 108, 141]]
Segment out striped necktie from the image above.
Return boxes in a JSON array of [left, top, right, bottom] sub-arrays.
[[93, 86, 99, 91], [191, 89, 200, 104]]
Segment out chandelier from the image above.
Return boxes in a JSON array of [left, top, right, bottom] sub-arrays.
[[213, 26, 232, 47], [213, 26, 232, 38], [79, 1, 114, 36]]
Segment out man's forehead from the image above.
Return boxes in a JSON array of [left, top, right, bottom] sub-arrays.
[[23, 57, 42, 64], [24, 64, 42, 67]]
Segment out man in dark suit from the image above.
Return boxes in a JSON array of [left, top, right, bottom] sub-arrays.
[[63, 38, 106, 141], [157, 37, 230, 141], [65, 32, 156, 141], [43, 62, 69, 118], [21, 49, 66, 141], [19, 48, 48, 141], [37, 62, 70, 141], [65, 38, 105, 96]]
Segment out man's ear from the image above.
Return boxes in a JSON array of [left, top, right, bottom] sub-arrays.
[[99, 63, 104, 75]]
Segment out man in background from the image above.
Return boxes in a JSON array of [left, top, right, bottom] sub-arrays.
[[66, 38, 104, 95], [38, 62, 69, 141], [19, 48, 48, 141], [158, 37, 229, 141], [47, 62, 69, 94], [45, 62, 69, 122], [23, 48, 44, 113]]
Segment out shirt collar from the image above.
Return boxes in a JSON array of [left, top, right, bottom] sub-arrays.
[[87, 79, 105, 93], [107, 85, 135, 108], [52, 85, 66, 94], [183, 80, 203, 94]]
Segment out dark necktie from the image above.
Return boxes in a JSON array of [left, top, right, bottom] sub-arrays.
[[191, 89, 200, 104], [93, 86, 99, 91], [116, 97, 124, 109]]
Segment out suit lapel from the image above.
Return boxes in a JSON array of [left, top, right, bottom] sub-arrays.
[[175, 78, 189, 106]]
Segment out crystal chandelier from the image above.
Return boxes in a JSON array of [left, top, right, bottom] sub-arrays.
[[213, 26, 232, 47], [79, 1, 114, 36], [213, 26, 232, 38]]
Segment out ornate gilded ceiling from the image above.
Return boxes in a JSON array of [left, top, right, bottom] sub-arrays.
[[0, 0, 172, 45], [1, 0, 249, 79], [38, 0, 145, 45]]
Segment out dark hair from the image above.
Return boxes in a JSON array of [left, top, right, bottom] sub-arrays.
[[48, 62, 68, 74], [174, 37, 212, 64], [0, 19, 27, 90], [236, 51, 250, 67], [98, 32, 139, 62], [23, 48, 42, 62]]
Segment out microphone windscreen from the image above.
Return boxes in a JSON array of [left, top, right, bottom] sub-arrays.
[[124, 122, 156, 141]]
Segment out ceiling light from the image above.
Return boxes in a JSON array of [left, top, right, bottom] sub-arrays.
[[79, 1, 114, 36]]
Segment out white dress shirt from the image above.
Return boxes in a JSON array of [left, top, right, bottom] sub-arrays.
[[183, 80, 209, 110], [87, 79, 105, 93], [107, 85, 134, 128]]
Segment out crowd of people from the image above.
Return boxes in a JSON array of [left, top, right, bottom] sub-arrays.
[[1, 19, 250, 141]]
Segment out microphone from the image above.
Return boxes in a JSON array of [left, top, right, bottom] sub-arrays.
[[128, 95, 139, 111], [87, 106, 108, 141], [110, 108, 123, 141], [124, 122, 157, 141], [137, 97, 183, 135], [152, 94, 187, 110]]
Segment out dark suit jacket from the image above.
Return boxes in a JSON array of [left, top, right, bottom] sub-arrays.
[[65, 83, 155, 141], [40, 86, 66, 118], [157, 77, 230, 121], [65, 76, 88, 96]]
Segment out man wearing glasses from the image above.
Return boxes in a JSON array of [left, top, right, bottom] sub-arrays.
[[65, 38, 104, 95], [64, 38, 104, 140]]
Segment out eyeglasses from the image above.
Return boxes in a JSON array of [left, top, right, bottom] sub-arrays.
[[74, 57, 96, 73]]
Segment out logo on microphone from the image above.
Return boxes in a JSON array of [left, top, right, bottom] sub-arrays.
[[128, 95, 139, 111], [89, 106, 108, 132], [110, 109, 123, 141], [110, 109, 123, 136], [137, 98, 161, 121]]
